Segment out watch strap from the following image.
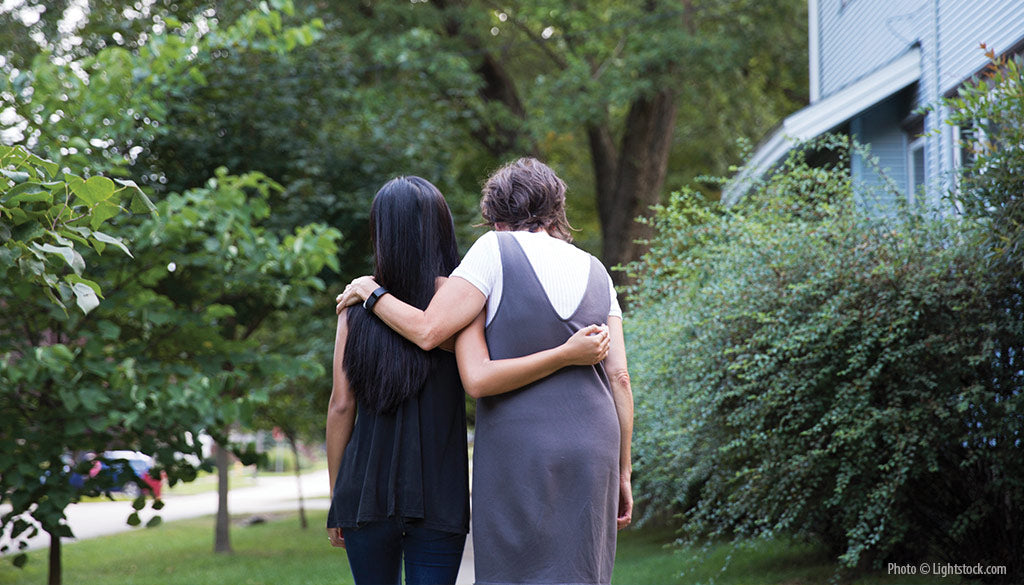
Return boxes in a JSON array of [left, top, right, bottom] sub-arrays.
[[363, 286, 389, 312]]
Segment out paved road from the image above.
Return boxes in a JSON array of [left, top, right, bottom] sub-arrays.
[[1, 469, 475, 584]]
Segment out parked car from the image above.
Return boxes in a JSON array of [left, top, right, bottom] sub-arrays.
[[70, 451, 163, 498]]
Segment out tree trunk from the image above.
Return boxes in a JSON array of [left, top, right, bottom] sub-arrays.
[[287, 434, 308, 529], [47, 528, 61, 585], [589, 88, 678, 285], [214, 440, 232, 553]]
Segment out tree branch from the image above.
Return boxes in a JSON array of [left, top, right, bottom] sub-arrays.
[[592, 34, 627, 80]]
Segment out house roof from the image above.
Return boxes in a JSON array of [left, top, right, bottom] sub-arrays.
[[722, 46, 921, 204]]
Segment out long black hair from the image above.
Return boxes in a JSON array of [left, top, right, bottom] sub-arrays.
[[342, 176, 460, 414]]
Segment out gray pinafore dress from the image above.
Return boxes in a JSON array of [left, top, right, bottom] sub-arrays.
[[473, 232, 620, 585]]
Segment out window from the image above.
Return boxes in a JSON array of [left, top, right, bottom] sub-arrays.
[[907, 137, 926, 206], [952, 122, 983, 170]]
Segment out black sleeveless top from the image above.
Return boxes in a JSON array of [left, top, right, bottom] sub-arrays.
[[327, 349, 469, 534]]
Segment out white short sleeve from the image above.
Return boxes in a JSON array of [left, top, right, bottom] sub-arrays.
[[607, 275, 622, 319], [449, 231, 500, 300]]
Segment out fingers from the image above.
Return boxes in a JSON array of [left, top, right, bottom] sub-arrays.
[[617, 512, 632, 530], [594, 327, 610, 363], [334, 288, 359, 315], [617, 477, 633, 530], [335, 276, 378, 314], [327, 527, 346, 548], [616, 497, 632, 529]]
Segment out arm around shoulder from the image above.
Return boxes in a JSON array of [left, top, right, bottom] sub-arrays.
[[369, 276, 485, 351], [455, 312, 610, 399]]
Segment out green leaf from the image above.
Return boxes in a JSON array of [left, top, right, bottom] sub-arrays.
[[5, 190, 53, 206], [77, 388, 109, 411], [72, 281, 100, 314], [89, 200, 122, 230], [129, 189, 158, 214], [188, 67, 208, 85], [96, 320, 121, 340], [87, 416, 109, 432], [132, 496, 146, 511], [0, 169, 31, 184], [34, 243, 86, 275], [28, 153, 59, 179], [145, 516, 163, 528], [126, 512, 141, 527], [69, 176, 116, 206], [50, 344, 74, 362], [65, 274, 104, 297], [12, 553, 27, 568], [91, 230, 133, 258], [2, 181, 50, 205]]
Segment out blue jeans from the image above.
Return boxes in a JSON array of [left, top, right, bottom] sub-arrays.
[[343, 518, 466, 585]]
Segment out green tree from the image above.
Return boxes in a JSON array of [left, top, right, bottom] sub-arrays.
[[2, 154, 340, 582], [93, 168, 341, 553], [250, 320, 331, 531], [316, 0, 807, 274], [2, 4, 332, 564], [0, 0, 323, 180], [10, 1, 805, 277], [0, 144, 207, 585]]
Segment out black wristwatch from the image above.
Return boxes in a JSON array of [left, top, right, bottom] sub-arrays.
[[363, 286, 389, 313]]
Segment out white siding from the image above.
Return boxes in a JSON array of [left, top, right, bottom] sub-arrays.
[[734, 0, 1024, 205], [814, 0, 1024, 207], [938, 0, 1024, 92], [818, 0, 930, 98]]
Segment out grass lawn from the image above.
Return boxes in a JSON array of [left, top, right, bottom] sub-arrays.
[[0, 511, 354, 585], [612, 527, 952, 584], [0, 511, 962, 585]]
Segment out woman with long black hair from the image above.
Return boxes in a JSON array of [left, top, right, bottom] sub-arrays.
[[325, 176, 609, 585]]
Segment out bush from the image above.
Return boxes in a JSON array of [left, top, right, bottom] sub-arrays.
[[626, 56, 1023, 582]]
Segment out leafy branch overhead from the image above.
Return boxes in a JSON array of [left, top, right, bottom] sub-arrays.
[[0, 144, 154, 314]]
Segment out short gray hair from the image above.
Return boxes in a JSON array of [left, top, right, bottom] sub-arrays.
[[480, 157, 573, 242]]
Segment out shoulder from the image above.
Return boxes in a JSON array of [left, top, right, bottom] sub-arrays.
[[473, 230, 499, 246], [334, 307, 351, 344], [462, 231, 500, 261], [451, 232, 501, 293]]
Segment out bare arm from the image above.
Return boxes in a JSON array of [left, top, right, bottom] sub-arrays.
[[337, 276, 485, 351], [454, 311, 610, 399], [326, 310, 357, 548], [605, 316, 634, 530]]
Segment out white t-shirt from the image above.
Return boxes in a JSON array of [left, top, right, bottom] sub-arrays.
[[450, 230, 622, 326]]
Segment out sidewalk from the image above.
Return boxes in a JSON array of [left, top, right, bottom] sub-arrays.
[[457, 529, 475, 585]]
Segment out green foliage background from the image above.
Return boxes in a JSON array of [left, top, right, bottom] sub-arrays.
[[625, 60, 1024, 581], [1, 0, 809, 577]]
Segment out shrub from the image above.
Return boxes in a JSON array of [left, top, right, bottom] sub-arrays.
[[626, 55, 1023, 581]]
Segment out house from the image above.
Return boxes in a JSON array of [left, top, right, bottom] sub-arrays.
[[723, 0, 1024, 208]]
